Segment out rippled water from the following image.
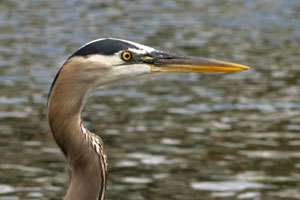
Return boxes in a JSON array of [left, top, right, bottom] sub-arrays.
[[1, 0, 300, 199]]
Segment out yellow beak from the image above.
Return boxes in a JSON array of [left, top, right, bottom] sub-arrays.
[[149, 55, 250, 73]]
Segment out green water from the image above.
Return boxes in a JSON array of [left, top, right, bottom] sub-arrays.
[[0, 0, 300, 199]]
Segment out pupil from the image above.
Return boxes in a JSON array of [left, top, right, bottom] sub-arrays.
[[125, 54, 129, 58]]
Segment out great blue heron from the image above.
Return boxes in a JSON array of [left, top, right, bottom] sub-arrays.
[[47, 38, 249, 200]]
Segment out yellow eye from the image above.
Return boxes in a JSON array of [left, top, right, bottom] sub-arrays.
[[121, 51, 132, 61]]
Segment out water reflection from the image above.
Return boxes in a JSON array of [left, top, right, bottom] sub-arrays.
[[1, 0, 300, 199], [190, 181, 272, 191], [0, 184, 15, 195], [122, 177, 152, 184]]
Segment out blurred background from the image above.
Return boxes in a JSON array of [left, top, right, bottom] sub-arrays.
[[0, 0, 300, 199]]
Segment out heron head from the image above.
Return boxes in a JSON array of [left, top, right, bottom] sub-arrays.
[[50, 38, 249, 94]]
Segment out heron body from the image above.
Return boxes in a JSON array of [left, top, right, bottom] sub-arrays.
[[47, 38, 249, 200]]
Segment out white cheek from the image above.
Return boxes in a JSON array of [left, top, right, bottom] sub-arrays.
[[93, 64, 152, 85], [110, 64, 151, 79], [86, 54, 123, 66]]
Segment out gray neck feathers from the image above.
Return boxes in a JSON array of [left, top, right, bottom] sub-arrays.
[[47, 60, 107, 200]]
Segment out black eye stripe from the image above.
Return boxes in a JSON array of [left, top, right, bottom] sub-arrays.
[[70, 39, 139, 58]]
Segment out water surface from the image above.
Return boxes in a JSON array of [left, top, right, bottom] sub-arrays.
[[1, 0, 300, 199]]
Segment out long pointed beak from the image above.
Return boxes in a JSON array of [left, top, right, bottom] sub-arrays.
[[148, 54, 250, 73]]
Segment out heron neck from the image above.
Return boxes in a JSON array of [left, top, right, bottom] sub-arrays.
[[48, 73, 104, 200], [48, 82, 86, 156], [47, 57, 100, 156]]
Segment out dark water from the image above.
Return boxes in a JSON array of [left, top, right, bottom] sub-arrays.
[[1, 0, 300, 199]]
